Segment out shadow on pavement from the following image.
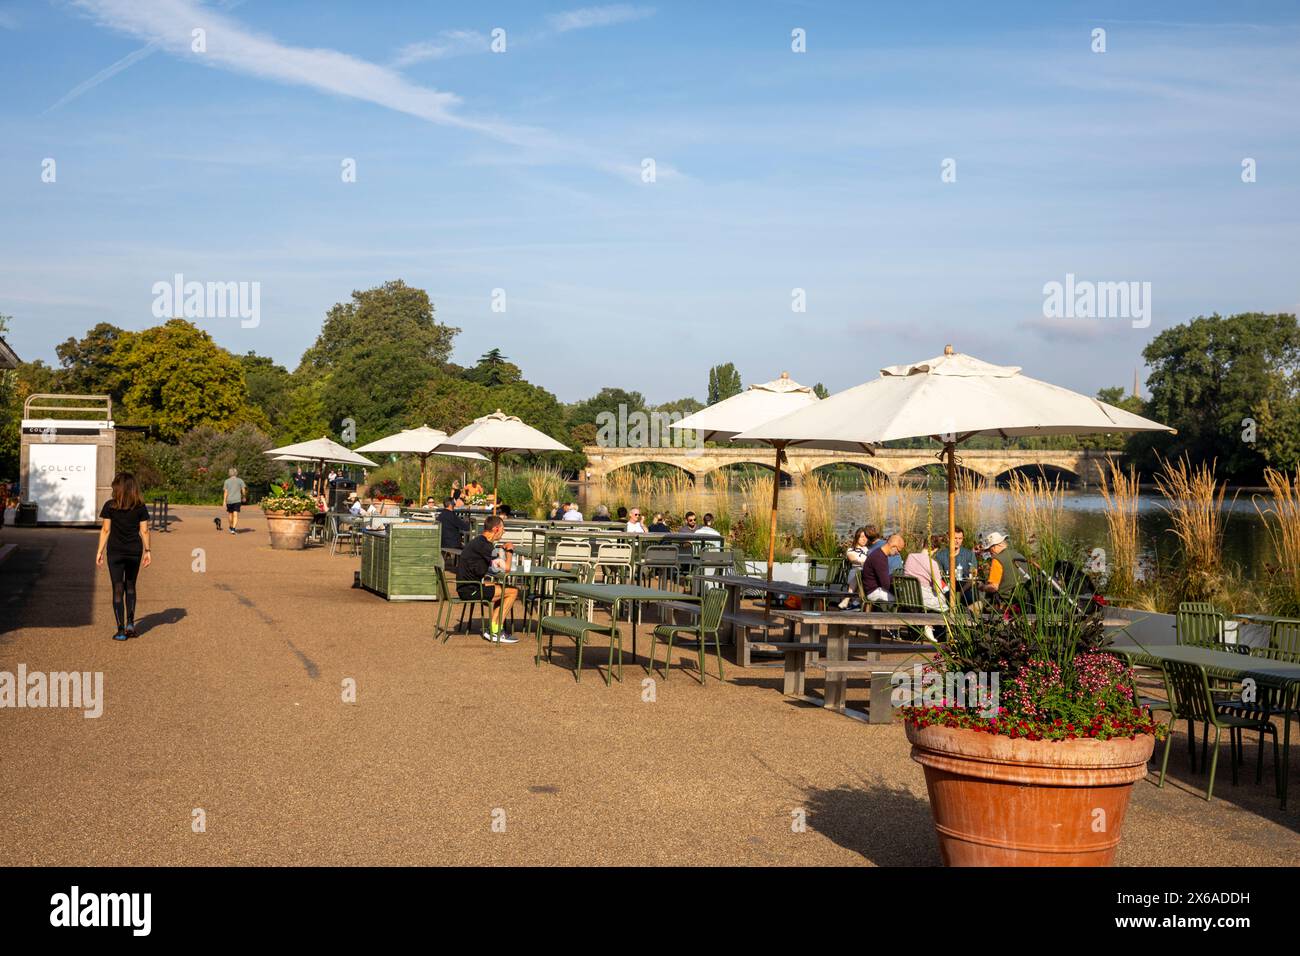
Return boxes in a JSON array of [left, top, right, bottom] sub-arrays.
[[803, 780, 941, 865]]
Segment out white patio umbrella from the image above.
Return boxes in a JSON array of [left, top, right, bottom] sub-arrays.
[[263, 437, 378, 496], [355, 425, 487, 502], [669, 372, 821, 582], [442, 410, 570, 503], [736, 346, 1175, 608]]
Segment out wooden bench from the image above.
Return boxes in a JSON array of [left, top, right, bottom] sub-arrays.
[[536, 614, 622, 685]]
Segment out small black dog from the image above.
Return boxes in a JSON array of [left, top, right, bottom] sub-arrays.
[[213, 517, 222, 531]]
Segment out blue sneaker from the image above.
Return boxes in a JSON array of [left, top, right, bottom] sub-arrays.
[[112, 630, 128, 642]]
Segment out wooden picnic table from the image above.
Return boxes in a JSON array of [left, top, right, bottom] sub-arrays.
[[771, 608, 1136, 722], [1114, 643, 1300, 808]]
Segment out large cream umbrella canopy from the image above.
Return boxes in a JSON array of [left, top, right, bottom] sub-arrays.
[[670, 372, 821, 582], [263, 437, 379, 495], [442, 410, 571, 503], [736, 346, 1175, 607], [355, 425, 487, 502]]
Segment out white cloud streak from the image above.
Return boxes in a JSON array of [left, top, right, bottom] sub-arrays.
[[548, 5, 654, 33]]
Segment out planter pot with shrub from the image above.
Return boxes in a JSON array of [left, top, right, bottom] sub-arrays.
[[900, 581, 1164, 867], [260, 487, 320, 551]]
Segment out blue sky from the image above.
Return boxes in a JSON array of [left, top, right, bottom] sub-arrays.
[[2, 0, 1298, 404]]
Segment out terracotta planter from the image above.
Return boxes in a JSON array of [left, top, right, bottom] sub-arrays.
[[263, 512, 315, 550], [906, 722, 1154, 867]]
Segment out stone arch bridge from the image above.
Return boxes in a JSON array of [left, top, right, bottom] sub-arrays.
[[583, 446, 1120, 486]]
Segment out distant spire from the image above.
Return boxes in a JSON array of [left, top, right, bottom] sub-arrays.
[[1132, 368, 1140, 399]]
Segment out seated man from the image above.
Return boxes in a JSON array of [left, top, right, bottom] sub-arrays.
[[935, 526, 979, 604], [861, 533, 903, 604], [979, 532, 1028, 604], [625, 509, 647, 533], [436, 497, 471, 552], [561, 502, 584, 522], [678, 511, 699, 534], [458, 515, 519, 644]]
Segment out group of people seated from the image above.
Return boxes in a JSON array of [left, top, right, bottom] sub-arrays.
[[552, 501, 722, 537], [842, 524, 1026, 613]]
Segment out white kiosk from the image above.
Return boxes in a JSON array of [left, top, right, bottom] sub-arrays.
[[20, 394, 116, 526]]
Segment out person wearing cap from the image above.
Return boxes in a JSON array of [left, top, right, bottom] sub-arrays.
[[981, 532, 1027, 602], [347, 493, 363, 516]]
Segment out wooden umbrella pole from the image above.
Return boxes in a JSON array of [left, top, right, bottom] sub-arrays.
[[492, 452, 500, 507], [767, 443, 785, 584], [946, 440, 958, 611], [419, 453, 428, 503]]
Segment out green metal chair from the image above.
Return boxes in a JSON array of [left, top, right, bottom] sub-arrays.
[[1176, 602, 1225, 647], [1256, 619, 1300, 662], [535, 577, 623, 684], [1159, 660, 1278, 801], [648, 586, 728, 685], [890, 574, 925, 611], [433, 565, 488, 643]]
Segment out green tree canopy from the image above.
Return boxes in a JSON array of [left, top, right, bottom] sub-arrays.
[[55, 322, 125, 400], [111, 319, 255, 441], [239, 352, 294, 439], [299, 279, 458, 372], [1134, 312, 1300, 478], [464, 348, 522, 387], [565, 387, 648, 430], [707, 363, 742, 405]]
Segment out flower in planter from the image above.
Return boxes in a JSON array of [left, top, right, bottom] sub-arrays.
[[899, 576, 1167, 742], [261, 485, 319, 516]]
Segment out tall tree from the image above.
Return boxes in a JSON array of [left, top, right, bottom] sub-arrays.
[[239, 352, 294, 438], [465, 348, 522, 387], [707, 363, 743, 405], [110, 319, 255, 441], [813, 383, 830, 400], [55, 322, 125, 399], [299, 279, 458, 372], [1135, 312, 1300, 478]]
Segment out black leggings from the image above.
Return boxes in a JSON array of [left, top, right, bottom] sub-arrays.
[[107, 550, 142, 630]]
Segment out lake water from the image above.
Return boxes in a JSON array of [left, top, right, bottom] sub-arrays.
[[580, 483, 1282, 580]]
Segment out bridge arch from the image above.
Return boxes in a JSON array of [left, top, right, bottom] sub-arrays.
[[993, 463, 1081, 485], [805, 460, 892, 484], [599, 460, 699, 483]]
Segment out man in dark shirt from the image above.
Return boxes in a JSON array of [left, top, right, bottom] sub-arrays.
[[861, 533, 903, 603], [458, 515, 519, 643], [436, 497, 471, 551]]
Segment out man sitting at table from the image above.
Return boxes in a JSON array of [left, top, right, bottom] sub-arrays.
[[459, 515, 519, 644], [861, 533, 904, 604], [678, 512, 699, 534], [935, 526, 979, 604], [562, 502, 584, 521], [626, 509, 648, 533], [437, 497, 471, 552], [980, 531, 1028, 604]]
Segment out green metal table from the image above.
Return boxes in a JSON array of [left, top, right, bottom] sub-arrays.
[[503, 566, 577, 629], [1115, 643, 1300, 808], [552, 582, 700, 666]]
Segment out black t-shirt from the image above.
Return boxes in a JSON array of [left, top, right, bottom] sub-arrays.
[[437, 508, 470, 550], [100, 501, 150, 554], [460, 534, 496, 581]]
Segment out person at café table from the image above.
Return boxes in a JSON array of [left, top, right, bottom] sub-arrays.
[[935, 526, 979, 604], [561, 502, 584, 521], [459, 515, 519, 644], [903, 535, 950, 640], [979, 531, 1027, 604], [678, 511, 699, 533], [695, 513, 722, 537], [861, 533, 904, 604], [625, 509, 647, 533], [647, 513, 670, 533], [437, 496, 470, 552]]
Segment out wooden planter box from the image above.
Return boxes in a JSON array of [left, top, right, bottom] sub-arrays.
[[359, 523, 443, 601]]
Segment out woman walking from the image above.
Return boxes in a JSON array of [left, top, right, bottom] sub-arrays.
[[95, 473, 151, 641]]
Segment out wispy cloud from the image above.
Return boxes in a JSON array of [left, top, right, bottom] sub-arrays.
[[548, 5, 654, 34], [390, 29, 487, 69], [0, 8, 21, 30]]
